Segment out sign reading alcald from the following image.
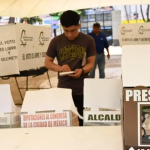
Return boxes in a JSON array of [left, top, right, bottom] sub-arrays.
[[84, 111, 121, 123]]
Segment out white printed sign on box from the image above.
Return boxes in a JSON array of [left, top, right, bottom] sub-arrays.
[[21, 88, 82, 127], [0, 24, 19, 76], [21, 112, 70, 128], [84, 79, 122, 126]]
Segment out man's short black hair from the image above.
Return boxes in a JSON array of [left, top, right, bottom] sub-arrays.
[[93, 22, 100, 27], [60, 10, 80, 27]]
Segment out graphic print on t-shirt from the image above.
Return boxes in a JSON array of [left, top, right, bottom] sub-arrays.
[[59, 45, 86, 62]]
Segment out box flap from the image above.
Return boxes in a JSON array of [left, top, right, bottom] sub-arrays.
[[122, 45, 150, 87], [0, 84, 19, 113], [84, 79, 122, 109], [21, 88, 83, 119]]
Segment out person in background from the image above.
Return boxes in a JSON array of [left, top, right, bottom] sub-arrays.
[[88, 22, 110, 78], [45, 10, 96, 126]]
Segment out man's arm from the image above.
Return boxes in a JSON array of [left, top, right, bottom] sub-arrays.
[[45, 55, 71, 72], [104, 36, 110, 59], [82, 56, 95, 73], [45, 56, 61, 72]]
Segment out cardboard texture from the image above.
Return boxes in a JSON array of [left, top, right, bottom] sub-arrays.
[[0, 84, 21, 128], [122, 45, 150, 150], [21, 88, 81, 127], [0, 126, 122, 150], [84, 79, 122, 126]]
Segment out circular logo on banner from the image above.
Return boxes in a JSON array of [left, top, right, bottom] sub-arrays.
[[121, 27, 125, 35], [139, 26, 144, 34], [39, 31, 44, 46]]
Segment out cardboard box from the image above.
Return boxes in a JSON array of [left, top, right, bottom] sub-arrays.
[[0, 84, 21, 128], [21, 88, 81, 127], [0, 23, 50, 76], [122, 45, 150, 150], [84, 79, 122, 126]]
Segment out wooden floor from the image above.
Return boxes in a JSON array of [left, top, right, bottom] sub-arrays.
[[0, 55, 121, 105]]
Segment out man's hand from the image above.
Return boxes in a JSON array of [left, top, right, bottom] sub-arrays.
[[60, 64, 71, 72], [68, 69, 82, 78], [107, 53, 110, 59]]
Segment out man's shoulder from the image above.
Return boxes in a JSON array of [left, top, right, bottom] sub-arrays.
[[51, 34, 64, 42], [80, 32, 94, 41], [87, 32, 93, 36], [100, 32, 106, 37]]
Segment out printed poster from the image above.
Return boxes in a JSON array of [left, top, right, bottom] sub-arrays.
[[0, 24, 19, 76], [34, 26, 51, 68], [15, 23, 37, 71], [119, 23, 150, 46]]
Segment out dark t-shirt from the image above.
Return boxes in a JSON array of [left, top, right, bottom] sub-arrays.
[[88, 32, 109, 53], [46, 32, 96, 95]]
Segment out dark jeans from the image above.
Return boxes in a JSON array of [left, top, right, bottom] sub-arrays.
[[72, 95, 83, 126]]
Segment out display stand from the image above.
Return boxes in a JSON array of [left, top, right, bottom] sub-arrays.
[[0, 84, 21, 128], [84, 78, 122, 126], [21, 88, 82, 127], [1, 67, 52, 104]]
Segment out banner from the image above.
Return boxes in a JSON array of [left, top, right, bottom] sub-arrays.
[[0, 25, 19, 76], [0, 24, 51, 76], [16, 23, 37, 71], [119, 23, 150, 46], [34, 26, 51, 68], [21, 111, 70, 128], [135, 23, 150, 45]]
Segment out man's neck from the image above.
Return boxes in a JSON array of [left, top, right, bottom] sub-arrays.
[[93, 32, 100, 36]]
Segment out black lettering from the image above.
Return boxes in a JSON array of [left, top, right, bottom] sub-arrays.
[[4, 40, 15, 44], [116, 115, 121, 121], [0, 48, 4, 52], [88, 115, 93, 120], [42, 52, 46, 57], [0, 41, 3, 45], [1, 56, 17, 62], [98, 115, 104, 121], [94, 115, 98, 121], [23, 54, 25, 60], [26, 53, 40, 59], [105, 115, 110, 121], [111, 115, 115, 121], [1, 58, 5, 61]]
